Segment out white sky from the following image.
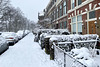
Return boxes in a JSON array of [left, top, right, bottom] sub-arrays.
[[10, 0, 50, 22]]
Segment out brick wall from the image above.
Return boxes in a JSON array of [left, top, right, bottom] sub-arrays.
[[68, 0, 71, 10]]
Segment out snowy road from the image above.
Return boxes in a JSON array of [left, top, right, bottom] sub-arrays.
[[0, 33, 58, 67]]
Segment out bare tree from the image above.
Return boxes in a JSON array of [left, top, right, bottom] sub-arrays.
[[0, 0, 36, 32]]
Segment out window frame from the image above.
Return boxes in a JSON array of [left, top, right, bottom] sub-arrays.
[[60, 22, 62, 29], [71, 0, 75, 9], [89, 10, 96, 19], [64, 21, 67, 29], [71, 15, 82, 34], [63, 1, 66, 15], [72, 17, 76, 33], [77, 0, 82, 6], [57, 7, 58, 19], [59, 5, 62, 17]]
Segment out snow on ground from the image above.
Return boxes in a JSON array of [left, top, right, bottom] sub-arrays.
[[0, 33, 58, 67], [94, 55, 100, 66], [70, 47, 100, 67]]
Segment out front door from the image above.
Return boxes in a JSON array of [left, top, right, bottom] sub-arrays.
[[89, 21, 96, 34]]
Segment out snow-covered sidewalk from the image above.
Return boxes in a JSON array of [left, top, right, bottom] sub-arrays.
[[0, 33, 58, 67]]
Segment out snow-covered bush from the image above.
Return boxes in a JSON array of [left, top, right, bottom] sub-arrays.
[[37, 29, 70, 35], [71, 47, 91, 59], [70, 47, 99, 67], [50, 35, 74, 42]]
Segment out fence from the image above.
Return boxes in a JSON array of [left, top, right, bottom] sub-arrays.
[[53, 43, 87, 67]]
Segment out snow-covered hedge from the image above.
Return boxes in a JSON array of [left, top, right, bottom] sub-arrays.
[[50, 34, 99, 48], [50, 35, 74, 42], [50, 34, 99, 42], [34, 29, 70, 43], [37, 29, 70, 35]]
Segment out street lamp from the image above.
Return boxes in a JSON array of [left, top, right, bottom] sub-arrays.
[[94, 21, 97, 33], [82, 23, 84, 26], [94, 21, 97, 28]]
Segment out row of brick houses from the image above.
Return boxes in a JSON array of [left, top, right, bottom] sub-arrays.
[[38, 0, 100, 36]]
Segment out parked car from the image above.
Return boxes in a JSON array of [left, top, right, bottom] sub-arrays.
[[1, 32, 19, 45], [16, 30, 24, 39], [25, 30, 30, 35], [0, 35, 9, 54]]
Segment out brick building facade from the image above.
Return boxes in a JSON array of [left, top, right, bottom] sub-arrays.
[[68, 0, 100, 36], [40, 0, 100, 36], [44, 0, 68, 29]]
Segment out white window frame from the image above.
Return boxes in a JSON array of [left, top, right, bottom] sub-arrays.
[[71, 0, 75, 9], [71, 15, 82, 34], [77, 0, 82, 6], [77, 15, 82, 33], [89, 10, 96, 19], [60, 5, 62, 17], [63, 1, 66, 15], [57, 7, 58, 18], [72, 17, 76, 33]]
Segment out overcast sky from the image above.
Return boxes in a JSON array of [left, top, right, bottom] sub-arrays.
[[10, 0, 50, 22]]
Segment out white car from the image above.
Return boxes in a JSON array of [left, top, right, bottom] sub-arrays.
[[0, 35, 9, 54], [16, 30, 24, 39], [25, 30, 30, 35], [1, 32, 18, 45]]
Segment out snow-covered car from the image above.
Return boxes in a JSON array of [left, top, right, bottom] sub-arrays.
[[25, 30, 30, 35], [16, 30, 25, 39], [1, 32, 19, 45], [0, 35, 9, 54]]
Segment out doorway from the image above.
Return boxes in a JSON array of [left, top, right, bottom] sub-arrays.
[[89, 21, 96, 34]]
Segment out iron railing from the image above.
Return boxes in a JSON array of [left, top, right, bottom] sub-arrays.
[[53, 43, 87, 67]]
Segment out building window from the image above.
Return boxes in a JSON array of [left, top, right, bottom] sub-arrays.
[[55, 9, 57, 19], [78, 23, 82, 34], [52, 12, 54, 21], [72, 17, 76, 23], [78, 0, 82, 5], [77, 15, 82, 33], [57, 8, 58, 18], [77, 15, 82, 21], [51, 13, 53, 22], [59, 5, 62, 17], [58, 23, 61, 29], [63, 1, 66, 15], [72, 17, 76, 33], [71, 0, 75, 9], [89, 11, 95, 19], [60, 22, 62, 29], [64, 21, 67, 28], [72, 24, 76, 33], [72, 15, 82, 34], [54, 11, 56, 20]]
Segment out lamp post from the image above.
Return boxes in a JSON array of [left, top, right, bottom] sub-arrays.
[[94, 21, 97, 26]]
